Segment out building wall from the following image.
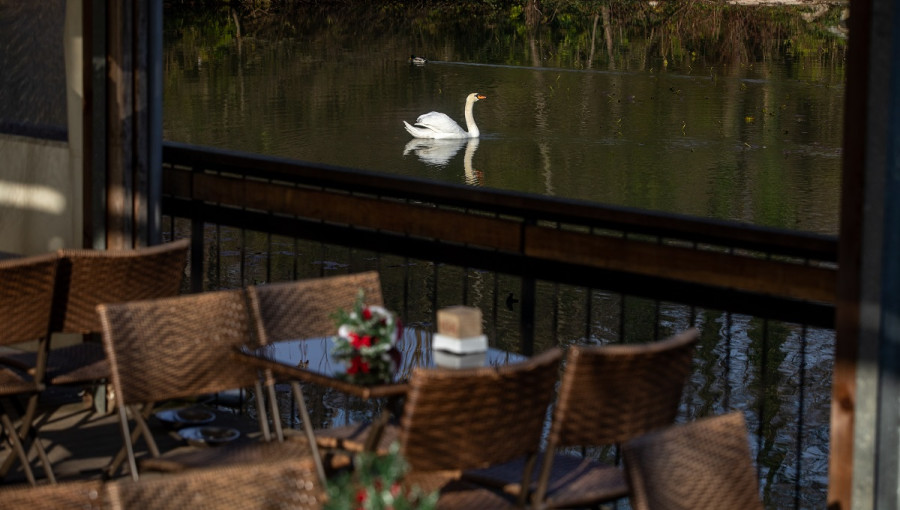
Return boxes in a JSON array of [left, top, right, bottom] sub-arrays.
[[0, 134, 78, 255], [0, 1, 83, 256]]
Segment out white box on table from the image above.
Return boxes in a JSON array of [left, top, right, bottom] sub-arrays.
[[433, 350, 487, 369], [432, 332, 488, 354]]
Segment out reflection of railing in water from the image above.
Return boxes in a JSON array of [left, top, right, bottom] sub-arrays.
[[161, 141, 834, 509]]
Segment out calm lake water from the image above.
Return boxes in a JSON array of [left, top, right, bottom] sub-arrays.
[[162, 4, 846, 235], [161, 4, 845, 508]]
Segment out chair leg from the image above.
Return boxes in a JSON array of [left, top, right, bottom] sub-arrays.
[[118, 404, 140, 481], [0, 396, 28, 478], [517, 452, 539, 507], [106, 404, 156, 479], [132, 409, 160, 458], [1, 413, 36, 485], [363, 413, 391, 452], [291, 382, 327, 486], [26, 432, 55, 485], [266, 382, 284, 442], [253, 381, 272, 442], [18, 394, 56, 484], [0, 396, 55, 484], [105, 426, 142, 480]]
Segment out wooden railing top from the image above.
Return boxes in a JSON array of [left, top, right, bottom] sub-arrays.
[[162, 141, 837, 326], [163, 141, 837, 263]]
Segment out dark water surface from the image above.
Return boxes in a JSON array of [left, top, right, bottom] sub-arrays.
[[162, 4, 846, 508], [163, 4, 846, 235]]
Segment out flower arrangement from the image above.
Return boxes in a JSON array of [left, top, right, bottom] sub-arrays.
[[324, 443, 438, 510], [331, 290, 403, 385]]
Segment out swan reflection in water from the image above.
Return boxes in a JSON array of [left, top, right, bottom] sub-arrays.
[[403, 137, 483, 186]]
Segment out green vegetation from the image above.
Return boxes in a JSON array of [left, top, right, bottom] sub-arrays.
[[166, 0, 848, 71], [324, 444, 438, 510]]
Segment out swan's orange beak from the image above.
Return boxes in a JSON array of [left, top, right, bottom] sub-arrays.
[[477, 94, 486, 100]]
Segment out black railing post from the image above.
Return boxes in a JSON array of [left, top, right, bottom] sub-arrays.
[[190, 215, 203, 294], [520, 275, 536, 356], [189, 171, 203, 293]]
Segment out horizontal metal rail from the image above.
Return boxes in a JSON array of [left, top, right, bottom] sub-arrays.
[[161, 141, 837, 328]]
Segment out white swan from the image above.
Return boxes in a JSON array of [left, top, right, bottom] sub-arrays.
[[403, 138, 482, 184], [403, 138, 467, 166], [403, 93, 486, 139]]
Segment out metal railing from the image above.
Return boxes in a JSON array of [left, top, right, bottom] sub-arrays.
[[161, 141, 836, 508]]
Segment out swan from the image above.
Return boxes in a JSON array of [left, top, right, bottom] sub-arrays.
[[403, 138, 467, 167], [403, 138, 482, 185], [403, 93, 486, 139], [462, 138, 483, 186]]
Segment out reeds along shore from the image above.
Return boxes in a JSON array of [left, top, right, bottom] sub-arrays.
[[168, 0, 847, 70]]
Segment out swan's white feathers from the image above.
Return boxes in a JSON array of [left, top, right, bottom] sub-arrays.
[[403, 92, 485, 139], [411, 112, 468, 137]]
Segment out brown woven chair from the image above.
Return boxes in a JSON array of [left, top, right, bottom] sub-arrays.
[[247, 270, 384, 483], [0, 479, 103, 509], [97, 289, 300, 480], [397, 347, 562, 508], [0, 454, 324, 510], [464, 328, 700, 508], [106, 454, 324, 510], [0, 254, 59, 485], [0, 239, 189, 394], [622, 411, 763, 510]]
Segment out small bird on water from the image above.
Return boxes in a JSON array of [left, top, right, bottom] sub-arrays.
[[409, 54, 427, 65]]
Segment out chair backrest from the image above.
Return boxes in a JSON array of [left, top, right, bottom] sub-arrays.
[[0, 479, 103, 510], [54, 239, 189, 334], [549, 327, 699, 448], [247, 271, 383, 345], [399, 347, 562, 473], [0, 253, 58, 347], [622, 411, 763, 510], [105, 456, 324, 510], [97, 289, 258, 405], [0, 457, 324, 510]]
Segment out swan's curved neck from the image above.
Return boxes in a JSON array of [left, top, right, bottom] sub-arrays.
[[464, 97, 480, 138]]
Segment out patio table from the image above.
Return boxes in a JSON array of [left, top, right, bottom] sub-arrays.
[[234, 327, 523, 397], [232, 327, 526, 466]]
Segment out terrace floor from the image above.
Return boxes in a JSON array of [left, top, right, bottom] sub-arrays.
[[0, 383, 266, 488]]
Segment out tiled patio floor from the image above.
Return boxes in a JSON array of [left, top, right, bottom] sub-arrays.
[[1, 385, 264, 488]]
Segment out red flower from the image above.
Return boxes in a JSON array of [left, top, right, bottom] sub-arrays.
[[355, 488, 367, 503], [362, 307, 372, 320], [349, 332, 372, 349], [348, 356, 370, 375]]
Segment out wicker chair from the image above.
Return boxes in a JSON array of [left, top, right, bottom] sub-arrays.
[[0, 239, 189, 396], [0, 479, 103, 509], [97, 289, 309, 480], [106, 454, 324, 510], [0, 254, 59, 485], [622, 411, 763, 510], [397, 347, 562, 508], [0, 455, 324, 510], [464, 328, 700, 508], [246, 270, 384, 483]]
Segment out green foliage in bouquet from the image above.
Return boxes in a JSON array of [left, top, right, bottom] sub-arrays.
[[324, 443, 438, 510]]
